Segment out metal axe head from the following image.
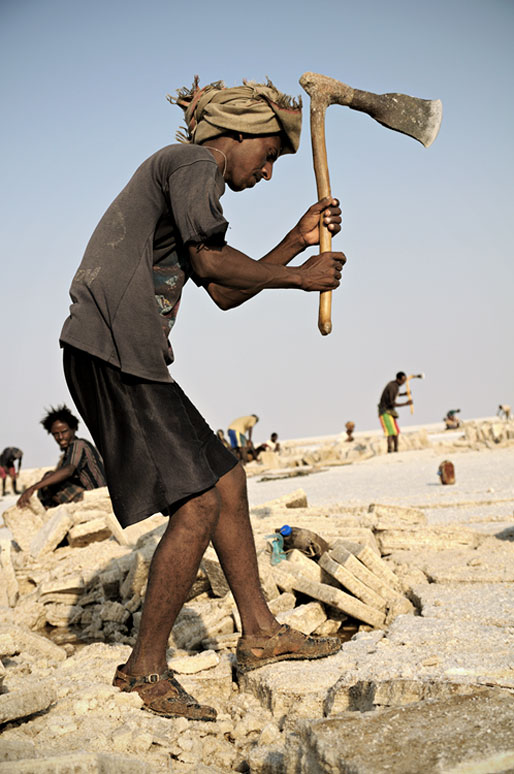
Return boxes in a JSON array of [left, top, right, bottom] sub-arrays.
[[300, 72, 442, 148]]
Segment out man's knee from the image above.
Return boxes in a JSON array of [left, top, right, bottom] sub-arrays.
[[164, 486, 221, 541], [222, 461, 246, 489], [216, 462, 248, 506], [186, 486, 220, 518]]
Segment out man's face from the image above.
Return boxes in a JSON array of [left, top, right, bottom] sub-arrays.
[[398, 375, 407, 386], [226, 134, 282, 192], [50, 420, 76, 450]]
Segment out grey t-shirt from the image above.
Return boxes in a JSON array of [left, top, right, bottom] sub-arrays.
[[60, 144, 228, 382]]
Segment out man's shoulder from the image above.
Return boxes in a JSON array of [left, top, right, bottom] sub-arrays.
[[148, 143, 216, 169], [71, 438, 93, 452], [133, 145, 218, 190], [1, 447, 22, 459]]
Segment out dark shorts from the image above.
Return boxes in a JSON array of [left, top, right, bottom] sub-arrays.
[[63, 346, 238, 527]]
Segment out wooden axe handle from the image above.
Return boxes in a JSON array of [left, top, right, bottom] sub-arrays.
[[309, 101, 333, 335], [406, 377, 415, 414]]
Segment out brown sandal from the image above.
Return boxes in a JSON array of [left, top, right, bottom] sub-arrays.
[[112, 665, 217, 721], [236, 624, 341, 673]]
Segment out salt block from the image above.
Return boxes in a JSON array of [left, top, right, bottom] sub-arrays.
[[0, 539, 19, 606], [0, 681, 57, 724], [259, 450, 281, 469], [0, 752, 149, 773], [104, 510, 129, 545], [330, 542, 397, 601], [29, 507, 73, 558], [0, 623, 67, 662], [168, 649, 219, 674], [201, 556, 230, 597], [268, 592, 296, 615], [284, 688, 514, 774], [2, 505, 44, 552], [319, 553, 386, 610], [376, 526, 480, 554], [341, 541, 402, 591], [67, 517, 111, 547], [0, 739, 36, 763], [285, 549, 338, 587], [272, 563, 385, 628], [277, 601, 327, 635], [240, 650, 351, 724], [179, 654, 233, 708], [252, 489, 308, 517], [368, 503, 427, 528]]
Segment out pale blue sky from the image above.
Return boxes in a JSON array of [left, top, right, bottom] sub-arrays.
[[1, 0, 513, 467]]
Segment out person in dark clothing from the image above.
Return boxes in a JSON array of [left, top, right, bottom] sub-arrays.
[[17, 405, 106, 509], [57, 78, 346, 721], [378, 371, 413, 452], [444, 409, 461, 430], [0, 447, 23, 495]]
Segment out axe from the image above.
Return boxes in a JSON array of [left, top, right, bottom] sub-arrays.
[[299, 72, 443, 335], [405, 373, 425, 414]]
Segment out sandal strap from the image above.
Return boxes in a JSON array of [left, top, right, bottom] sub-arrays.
[[240, 624, 293, 658], [113, 665, 176, 690], [142, 669, 172, 684]]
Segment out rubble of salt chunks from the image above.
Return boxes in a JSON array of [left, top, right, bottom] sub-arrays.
[[0, 486, 420, 658]]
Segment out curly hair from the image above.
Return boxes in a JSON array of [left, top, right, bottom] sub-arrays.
[[41, 404, 79, 434]]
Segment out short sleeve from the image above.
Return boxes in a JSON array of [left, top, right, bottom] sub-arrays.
[[167, 159, 228, 247], [386, 383, 398, 405]]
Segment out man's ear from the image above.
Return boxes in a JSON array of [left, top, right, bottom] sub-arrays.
[[237, 132, 244, 142]]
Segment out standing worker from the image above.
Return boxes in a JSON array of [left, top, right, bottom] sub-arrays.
[[57, 77, 346, 721], [378, 371, 413, 452], [0, 446, 23, 496]]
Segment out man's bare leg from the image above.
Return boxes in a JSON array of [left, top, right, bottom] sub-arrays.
[[211, 463, 279, 636], [212, 464, 341, 671], [123, 485, 220, 676]]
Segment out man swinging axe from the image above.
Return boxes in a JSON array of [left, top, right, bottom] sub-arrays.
[[59, 77, 345, 722], [378, 371, 412, 453]]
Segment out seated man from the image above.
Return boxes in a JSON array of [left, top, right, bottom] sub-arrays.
[[498, 404, 511, 421], [254, 431, 281, 456], [17, 405, 106, 509], [0, 446, 23, 496], [267, 432, 281, 453], [216, 429, 233, 451], [444, 409, 461, 430]]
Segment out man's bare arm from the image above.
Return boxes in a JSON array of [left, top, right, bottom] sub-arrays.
[[17, 464, 76, 508], [201, 197, 343, 309], [189, 241, 345, 310]]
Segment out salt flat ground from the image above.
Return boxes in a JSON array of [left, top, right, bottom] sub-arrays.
[[2, 444, 513, 535], [247, 446, 514, 533]]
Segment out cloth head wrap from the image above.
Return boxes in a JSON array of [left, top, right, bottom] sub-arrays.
[[167, 77, 302, 155]]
